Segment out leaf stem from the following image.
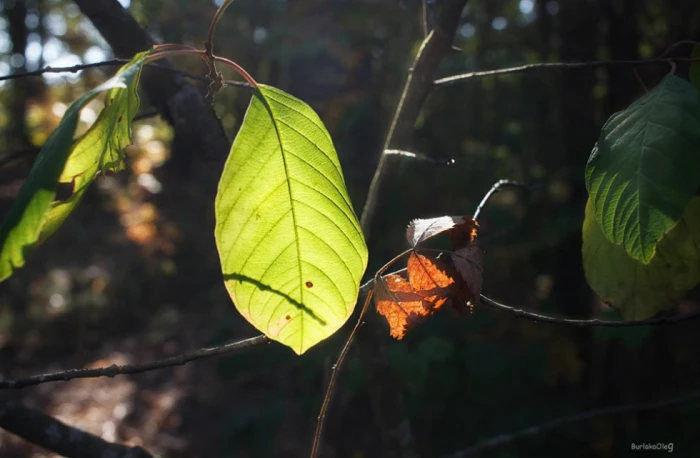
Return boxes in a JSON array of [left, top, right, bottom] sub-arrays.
[[147, 48, 258, 87], [207, 0, 235, 50]]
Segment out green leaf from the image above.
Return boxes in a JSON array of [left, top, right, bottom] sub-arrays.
[[582, 197, 700, 320], [0, 52, 149, 282], [585, 75, 700, 263], [691, 45, 700, 91], [215, 84, 368, 355]]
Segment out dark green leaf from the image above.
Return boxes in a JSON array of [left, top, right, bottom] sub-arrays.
[[585, 75, 700, 263]]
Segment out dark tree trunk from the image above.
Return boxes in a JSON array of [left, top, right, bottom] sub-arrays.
[[5, 0, 31, 149]]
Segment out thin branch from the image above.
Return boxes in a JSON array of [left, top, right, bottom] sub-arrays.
[[361, 0, 470, 239], [0, 335, 269, 390], [479, 295, 700, 327], [0, 398, 155, 458], [441, 389, 700, 457], [433, 57, 700, 86], [310, 290, 375, 458], [359, 273, 700, 327], [0, 58, 251, 88], [337, 3, 471, 458], [0, 58, 125, 81], [472, 179, 529, 222]]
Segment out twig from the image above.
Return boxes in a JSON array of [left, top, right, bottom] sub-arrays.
[[358, 271, 700, 327], [0, 335, 269, 390], [385, 149, 456, 165], [338, 2, 471, 458], [433, 57, 700, 86], [0, 398, 155, 458], [441, 389, 700, 457], [203, 0, 235, 102], [479, 295, 700, 327], [472, 179, 529, 222], [0, 58, 251, 88], [361, 0, 471, 239], [0, 59, 126, 81], [309, 290, 375, 458]]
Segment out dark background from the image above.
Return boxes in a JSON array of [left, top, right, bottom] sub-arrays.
[[1, 0, 700, 456]]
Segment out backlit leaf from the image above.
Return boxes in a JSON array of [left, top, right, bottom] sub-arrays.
[[375, 274, 430, 340], [375, 253, 458, 339], [0, 52, 150, 282], [582, 197, 700, 320], [215, 85, 368, 355], [585, 75, 700, 263]]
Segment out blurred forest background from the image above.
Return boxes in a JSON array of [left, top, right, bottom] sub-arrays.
[[1, 0, 700, 457]]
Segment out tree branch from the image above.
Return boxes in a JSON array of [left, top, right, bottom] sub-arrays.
[[361, 0, 470, 239], [359, 272, 700, 327], [441, 389, 700, 457], [0, 335, 269, 390], [479, 295, 700, 327], [345, 2, 470, 458], [433, 56, 699, 86], [0, 58, 251, 87], [0, 398, 155, 458]]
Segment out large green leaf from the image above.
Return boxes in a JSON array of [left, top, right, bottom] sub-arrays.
[[585, 75, 700, 263], [215, 85, 368, 355], [0, 52, 149, 282], [582, 197, 700, 320], [691, 45, 700, 91]]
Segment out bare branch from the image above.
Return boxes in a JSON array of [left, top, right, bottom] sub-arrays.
[[479, 295, 700, 327], [0, 58, 251, 88], [441, 389, 700, 457], [0, 335, 269, 390], [434, 57, 700, 86], [0, 58, 125, 81], [334, 2, 471, 458], [361, 0, 470, 239], [472, 179, 530, 222], [359, 274, 700, 327], [0, 398, 155, 458]]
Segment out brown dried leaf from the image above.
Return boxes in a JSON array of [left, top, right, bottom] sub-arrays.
[[375, 274, 431, 339], [451, 245, 484, 306], [375, 253, 460, 339]]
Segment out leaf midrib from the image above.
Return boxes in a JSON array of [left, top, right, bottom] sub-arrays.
[[259, 88, 307, 353]]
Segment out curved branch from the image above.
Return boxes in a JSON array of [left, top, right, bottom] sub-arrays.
[[441, 390, 700, 457], [0, 335, 269, 390]]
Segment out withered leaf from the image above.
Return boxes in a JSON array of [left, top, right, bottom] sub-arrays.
[[406, 215, 477, 247], [375, 253, 460, 339], [451, 245, 484, 307]]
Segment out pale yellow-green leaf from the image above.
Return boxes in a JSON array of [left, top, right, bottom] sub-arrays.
[[215, 85, 368, 354], [582, 197, 700, 320]]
